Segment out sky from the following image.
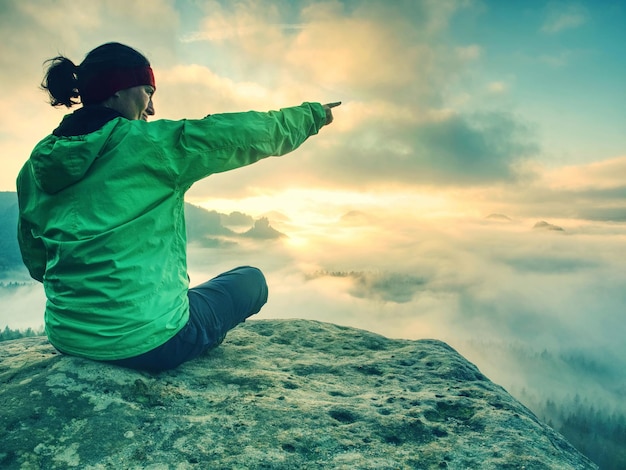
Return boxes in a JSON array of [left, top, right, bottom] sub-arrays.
[[1, 0, 625, 419]]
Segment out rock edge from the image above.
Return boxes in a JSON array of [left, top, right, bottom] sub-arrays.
[[1, 319, 597, 469]]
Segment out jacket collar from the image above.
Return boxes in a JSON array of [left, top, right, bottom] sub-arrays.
[[53, 106, 125, 137]]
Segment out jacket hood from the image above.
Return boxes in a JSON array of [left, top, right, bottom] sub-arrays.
[[30, 107, 124, 194]]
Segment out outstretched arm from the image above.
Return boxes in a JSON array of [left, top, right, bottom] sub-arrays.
[[155, 101, 341, 188]]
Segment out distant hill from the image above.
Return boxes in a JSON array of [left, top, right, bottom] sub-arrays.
[[184, 203, 235, 241], [241, 217, 286, 239], [220, 211, 254, 228], [486, 213, 512, 222], [534, 220, 565, 232]]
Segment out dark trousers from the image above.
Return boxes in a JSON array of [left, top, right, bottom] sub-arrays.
[[108, 266, 268, 372]]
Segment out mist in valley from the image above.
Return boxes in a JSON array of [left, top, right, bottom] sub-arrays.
[[2, 200, 625, 467]]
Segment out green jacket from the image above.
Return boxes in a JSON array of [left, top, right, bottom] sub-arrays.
[[17, 102, 327, 360]]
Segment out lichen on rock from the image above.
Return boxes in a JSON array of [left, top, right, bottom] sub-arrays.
[[0, 319, 597, 469]]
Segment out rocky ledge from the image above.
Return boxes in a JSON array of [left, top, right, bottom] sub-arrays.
[[1, 319, 596, 469]]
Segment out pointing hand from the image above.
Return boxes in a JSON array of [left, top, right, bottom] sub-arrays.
[[323, 101, 341, 125]]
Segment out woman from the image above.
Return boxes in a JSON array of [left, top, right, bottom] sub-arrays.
[[17, 42, 338, 371]]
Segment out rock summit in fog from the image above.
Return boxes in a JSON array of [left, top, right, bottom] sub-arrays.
[[533, 220, 565, 232], [1, 319, 596, 469]]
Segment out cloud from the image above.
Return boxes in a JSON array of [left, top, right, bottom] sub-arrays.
[[502, 253, 597, 274], [184, 105, 540, 202], [174, 197, 626, 422], [149, 1, 541, 197], [487, 81, 507, 94], [542, 156, 626, 191], [1, 0, 545, 200], [182, 24, 306, 43], [154, 64, 276, 119], [7, 190, 625, 366], [181, 0, 473, 104], [538, 51, 573, 68], [541, 3, 588, 34], [456, 45, 482, 61], [483, 156, 626, 222], [0, 283, 46, 331], [315, 110, 539, 187], [281, 14, 431, 99], [7, 0, 181, 62]]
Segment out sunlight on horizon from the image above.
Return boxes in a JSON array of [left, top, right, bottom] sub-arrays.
[[189, 187, 490, 225]]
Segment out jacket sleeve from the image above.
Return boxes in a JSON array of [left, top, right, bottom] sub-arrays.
[[16, 166, 46, 283], [147, 102, 328, 189], [17, 216, 45, 283]]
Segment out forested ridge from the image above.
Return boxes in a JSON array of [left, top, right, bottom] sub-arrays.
[[541, 400, 626, 470], [490, 344, 626, 470]]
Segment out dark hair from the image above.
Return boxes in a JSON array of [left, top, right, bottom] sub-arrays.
[[41, 42, 151, 108], [41, 56, 80, 107]]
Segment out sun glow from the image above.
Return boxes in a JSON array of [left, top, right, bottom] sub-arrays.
[[188, 187, 469, 226]]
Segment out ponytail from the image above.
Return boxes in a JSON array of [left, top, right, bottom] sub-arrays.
[[41, 56, 80, 108], [40, 43, 153, 108]]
